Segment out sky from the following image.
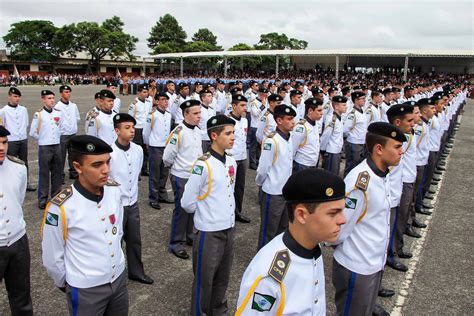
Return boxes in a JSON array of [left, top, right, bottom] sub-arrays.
[[0, 0, 472, 56]]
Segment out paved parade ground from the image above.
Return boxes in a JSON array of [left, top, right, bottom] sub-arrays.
[[0, 85, 472, 315]]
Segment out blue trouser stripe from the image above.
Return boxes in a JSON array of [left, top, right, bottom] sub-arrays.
[[388, 207, 399, 262], [170, 176, 181, 244], [195, 232, 206, 316], [260, 194, 272, 248], [71, 286, 79, 316], [343, 272, 357, 316]]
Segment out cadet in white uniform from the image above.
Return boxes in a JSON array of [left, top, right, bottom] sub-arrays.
[[190, 81, 203, 101], [249, 88, 268, 169], [129, 84, 151, 175], [0, 87, 36, 191], [343, 91, 368, 176], [170, 82, 191, 127], [236, 168, 346, 315], [332, 122, 405, 316], [321, 96, 347, 176], [181, 115, 237, 315], [41, 135, 128, 316], [365, 89, 383, 124], [292, 98, 323, 171], [256, 104, 296, 249], [86, 89, 117, 143], [256, 94, 281, 144], [228, 95, 251, 224], [198, 89, 216, 153], [0, 126, 33, 315], [165, 80, 177, 109], [214, 79, 227, 114], [288, 90, 303, 121], [29, 90, 63, 209], [55, 85, 80, 182], [380, 88, 394, 123], [163, 99, 203, 259], [106, 82, 122, 113], [143, 92, 173, 210], [110, 113, 154, 285]]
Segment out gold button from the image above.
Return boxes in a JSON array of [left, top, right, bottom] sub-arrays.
[[6, 219, 9, 223], [0, 193, 3, 198], [109, 241, 112, 245], [314, 298, 318, 304], [101, 217, 105, 221], [7, 232, 11, 235], [3, 206, 6, 210], [111, 253, 114, 257], [315, 280, 319, 285]]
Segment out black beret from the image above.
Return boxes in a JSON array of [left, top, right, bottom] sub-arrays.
[[195, 81, 203, 86], [352, 85, 361, 91], [258, 88, 269, 94], [166, 80, 175, 85], [328, 87, 338, 94], [232, 95, 247, 103], [351, 91, 365, 99], [70, 135, 112, 155], [8, 87, 21, 96], [392, 87, 401, 93], [113, 113, 136, 128], [382, 88, 393, 94], [137, 84, 149, 91], [41, 90, 55, 97], [431, 94, 443, 102], [371, 88, 383, 94], [404, 85, 414, 91], [99, 89, 116, 99], [304, 98, 323, 106], [178, 82, 189, 88], [417, 98, 431, 105], [235, 80, 242, 84], [228, 81, 236, 86], [230, 87, 242, 94], [216, 79, 225, 84], [311, 87, 324, 94], [268, 94, 282, 102], [290, 90, 302, 96], [106, 82, 118, 88], [341, 86, 351, 94], [274, 104, 297, 117], [283, 168, 345, 204], [367, 122, 405, 143], [332, 96, 348, 103], [59, 85, 72, 93], [403, 101, 418, 107], [207, 115, 235, 131], [155, 92, 169, 100], [386, 104, 414, 120], [179, 99, 201, 110], [0, 125, 11, 137], [94, 92, 101, 99], [199, 89, 213, 95]]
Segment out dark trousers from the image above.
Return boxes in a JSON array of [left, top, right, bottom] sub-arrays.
[[0, 234, 33, 316], [123, 202, 145, 278], [38, 144, 62, 204], [133, 128, 148, 173], [323, 152, 341, 177], [65, 271, 128, 316], [258, 190, 288, 250], [398, 182, 414, 250], [410, 165, 425, 223], [332, 259, 382, 316], [423, 151, 438, 194], [169, 175, 194, 251], [7, 139, 32, 185], [191, 228, 234, 316], [387, 207, 400, 260], [148, 146, 170, 203], [344, 142, 365, 177], [248, 127, 259, 167], [292, 161, 315, 174], [60, 134, 77, 180], [234, 159, 247, 216]]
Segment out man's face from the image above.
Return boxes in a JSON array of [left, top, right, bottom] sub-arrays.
[[371, 94, 382, 104], [60, 90, 71, 102], [102, 98, 114, 111], [212, 125, 235, 150], [384, 92, 393, 102], [354, 96, 366, 107], [218, 83, 225, 91], [167, 83, 175, 93], [251, 83, 259, 91], [277, 115, 295, 133], [395, 115, 415, 134], [115, 122, 135, 142], [413, 106, 421, 124], [278, 91, 287, 99], [258, 92, 267, 101], [195, 85, 203, 93], [138, 89, 149, 99], [108, 86, 118, 94], [334, 102, 347, 114], [291, 94, 301, 105], [42, 95, 55, 109], [299, 199, 346, 244], [180, 87, 190, 96], [0, 136, 7, 163], [201, 93, 213, 105], [73, 153, 111, 187], [8, 93, 20, 106], [435, 101, 444, 113], [425, 105, 435, 118], [155, 97, 169, 110], [380, 138, 404, 166], [184, 106, 201, 126], [308, 106, 323, 121], [232, 101, 247, 117]]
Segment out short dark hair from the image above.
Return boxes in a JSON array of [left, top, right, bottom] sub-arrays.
[[69, 148, 85, 165], [207, 126, 226, 141], [388, 113, 411, 124], [365, 132, 389, 154], [287, 202, 319, 222], [305, 103, 323, 116]]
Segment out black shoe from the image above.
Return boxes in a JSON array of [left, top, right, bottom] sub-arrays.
[[386, 260, 408, 272], [378, 287, 395, 298], [405, 226, 421, 238], [38, 202, 47, 210], [170, 248, 189, 260], [236, 213, 251, 223], [437, 165, 446, 171], [149, 201, 161, 210], [424, 194, 434, 200], [416, 207, 432, 215], [398, 250, 413, 259], [372, 304, 390, 316], [249, 164, 258, 170], [422, 203, 434, 210], [433, 169, 443, 175], [432, 176, 442, 182], [26, 184, 37, 192], [129, 274, 154, 285], [158, 197, 174, 204], [141, 171, 150, 176], [186, 239, 193, 246], [412, 218, 427, 228]]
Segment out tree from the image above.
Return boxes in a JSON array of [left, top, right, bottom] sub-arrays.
[[228, 43, 262, 70], [2, 20, 72, 62], [147, 14, 187, 54], [255, 32, 308, 50], [71, 16, 138, 74], [191, 28, 221, 49]]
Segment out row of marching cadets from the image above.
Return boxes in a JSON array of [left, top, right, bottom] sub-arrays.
[[0, 79, 468, 315]]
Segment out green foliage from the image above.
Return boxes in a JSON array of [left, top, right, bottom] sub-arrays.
[[147, 14, 187, 54]]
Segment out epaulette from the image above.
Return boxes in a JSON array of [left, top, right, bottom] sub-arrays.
[[53, 108, 61, 111], [106, 179, 120, 186], [264, 111, 270, 117], [173, 126, 182, 134], [198, 152, 211, 161], [7, 155, 25, 165], [86, 110, 99, 120], [267, 131, 276, 138], [355, 171, 370, 191], [268, 249, 291, 283], [37, 108, 43, 112], [297, 118, 306, 125], [132, 99, 138, 105], [51, 186, 73, 206]]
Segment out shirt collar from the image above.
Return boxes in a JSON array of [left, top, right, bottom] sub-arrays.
[[7, 103, 18, 108], [276, 127, 290, 141], [209, 148, 226, 164], [421, 116, 430, 124], [367, 156, 389, 177], [183, 121, 196, 129], [60, 99, 69, 105], [334, 112, 342, 120], [304, 116, 316, 126], [201, 103, 209, 109], [73, 180, 104, 203], [353, 106, 363, 113], [230, 113, 241, 121], [115, 139, 130, 151], [100, 108, 112, 115], [283, 229, 321, 259], [156, 107, 166, 115], [43, 106, 52, 113]]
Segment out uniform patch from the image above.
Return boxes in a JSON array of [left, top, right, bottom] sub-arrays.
[[346, 113, 354, 120], [345, 197, 358, 209], [295, 126, 304, 133], [268, 249, 291, 283], [192, 165, 204, 175], [355, 171, 370, 191], [170, 137, 177, 145], [252, 292, 275, 312], [45, 212, 59, 226], [263, 143, 272, 150]]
